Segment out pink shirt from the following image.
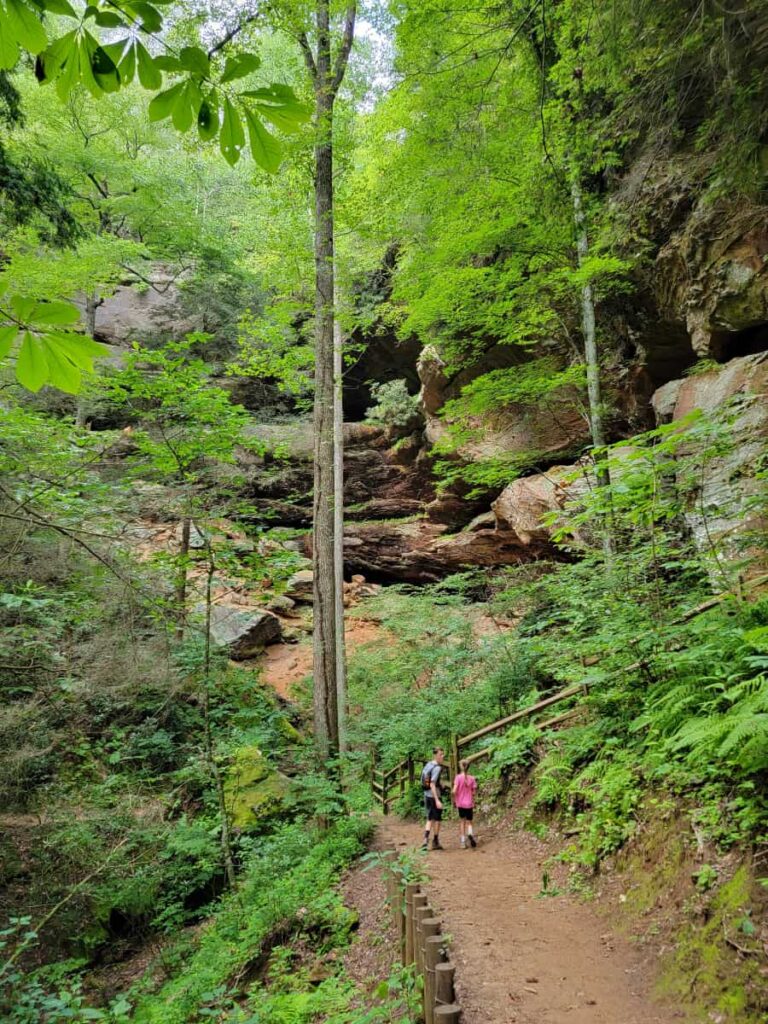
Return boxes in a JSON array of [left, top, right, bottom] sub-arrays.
[[453, 772, 477, 809]]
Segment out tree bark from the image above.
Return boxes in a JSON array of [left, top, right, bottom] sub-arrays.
[[571, 175, 614, 557], [311, 0, 340, 761], [333, 303, 347, 751], [303, 0, 355, 762], [175, 514, 191, 640]]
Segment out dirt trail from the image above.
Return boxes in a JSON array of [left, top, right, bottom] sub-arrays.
[[381, 817, 679, 1024]]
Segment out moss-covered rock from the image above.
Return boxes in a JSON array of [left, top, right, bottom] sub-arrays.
[[223, 746, 293, 829]]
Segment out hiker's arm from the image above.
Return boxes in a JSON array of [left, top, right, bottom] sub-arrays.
[[431, 778, 442, 808]]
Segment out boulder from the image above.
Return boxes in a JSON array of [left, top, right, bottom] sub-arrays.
[[89, 265, 201, 346], [206, 605, 282, 658], [266, 595, 298, 616], [222, 746, 293, 830], [285, 569, 315, 602]]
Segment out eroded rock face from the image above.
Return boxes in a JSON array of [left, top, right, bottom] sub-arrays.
[[302, 520, 557, 583], [652, 352, 768, 575]]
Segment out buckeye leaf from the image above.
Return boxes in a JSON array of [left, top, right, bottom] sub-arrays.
[[244, 107, 281, 174], [16, 332, 48, 392], [0, 22, 20, 70], [179, 45, 209, 76], [10, 294, 37, 320], [220, 51, 260, 84], [153, 53, 182, 71], [117, 40, 135, 84], [94, 10, 124, 27], [6, 0, 47, 54], [47, 332, 108, 370], [40, 0, 77, 14], [0, 324, 18, 359], [41, 336, 82, 393], [29, 300, 81, 326], [197, 94, 219, 142], [130, 2, 162, 33], [220, 97, 244, 166], [136, 40, 161, 89], [148, 81, 184, 121]]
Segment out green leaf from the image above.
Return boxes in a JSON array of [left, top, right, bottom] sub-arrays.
[[91, 45, 121, 93], [197, 93, 219, 142], [148, 81, 183, 122], [15, 331, 47, 392], [136, 40, 161, 90], [241, 85, 311, 133], [39, 0, 77, 14], [153, 53, 182, 71], [171, 79, 202, 133], [130, 1, 162, 32], [178, 45, 209, 76], [47, 332, 108, 369], [220, 51, 260, 84], [10, 294, 36, 320], [6, 0, 47, 54], [29, 300, 81, 326], [94, 10, 124, 27], [41, 335, 81, 393], [37, 28, 75, 83], [0, 27, 20, 72], [244, 107, 281, 173], [220, 97, 245, 166], [117, 39, 135, 84], [0, 324, 18, 359]]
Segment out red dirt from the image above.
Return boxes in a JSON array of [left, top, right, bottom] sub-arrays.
[[380, 816, 681, 1024], [256, 618, 388, 700]]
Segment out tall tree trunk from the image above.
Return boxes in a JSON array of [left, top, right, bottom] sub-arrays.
[[301, 0, 356, 763], [175, 514, 191, 640], [571, 175, 614, 558], [333, 306, 347, 752], [311, 0, 340, 761], [75, 291, 98, 429]]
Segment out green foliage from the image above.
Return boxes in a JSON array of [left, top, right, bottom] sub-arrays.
[[365, 379, 420, 430]]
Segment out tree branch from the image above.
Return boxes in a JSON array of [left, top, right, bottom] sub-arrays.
[[298, 31, 317, 82], [207, 13, 261, 60], [331, 3, 356, 96]]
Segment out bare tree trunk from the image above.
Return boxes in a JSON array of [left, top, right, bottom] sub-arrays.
[[175, 515, 191, 640], [203, 548, 236, 888], [75, 291, 98, 429], [311, 0, 340, 762], [301, 0, 356, 763], [333, 305, 347, 752], [571, 175, 614, 558]]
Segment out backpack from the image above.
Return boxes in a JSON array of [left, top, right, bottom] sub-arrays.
[[421, 760, 440, 791]]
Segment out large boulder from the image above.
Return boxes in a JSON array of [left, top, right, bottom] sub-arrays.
[[206, 605, 282, 658], [90, 265, 201, 346], [222, 746, 293, 830]]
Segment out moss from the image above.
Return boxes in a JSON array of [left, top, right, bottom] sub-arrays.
[[223, 746, 293, 830]]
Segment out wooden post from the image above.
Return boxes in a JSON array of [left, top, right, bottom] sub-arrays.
[[380, 849, 397, 927], [423, 928, 442, 1024], [450, 734, 460, 780], [382, 770, 389, 815], [404, 883, 419, 965], [434, 1005, 460, 1023], [408, 753, 415, 787], [435, 962, 455, 1007], [413, 900, 430, 977]]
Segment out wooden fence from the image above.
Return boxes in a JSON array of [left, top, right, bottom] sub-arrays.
[[380, 849, 460, 1023], [371, 753, 415, 814]]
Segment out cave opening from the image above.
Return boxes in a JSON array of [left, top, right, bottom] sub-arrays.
[[711, 322, 768, 363]]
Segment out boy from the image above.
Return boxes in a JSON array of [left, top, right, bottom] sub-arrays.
[[420, 747, 445, 850]]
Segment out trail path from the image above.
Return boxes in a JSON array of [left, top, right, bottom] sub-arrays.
[[380, 817, 679, 1024]]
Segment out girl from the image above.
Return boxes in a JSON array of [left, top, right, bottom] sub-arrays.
[[452, 759, 478, 848]]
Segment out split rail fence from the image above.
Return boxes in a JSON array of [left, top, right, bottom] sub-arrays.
[[380, 849, 460, 1023]]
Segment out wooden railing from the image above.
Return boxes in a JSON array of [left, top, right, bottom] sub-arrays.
[[381, 850, 460, 1023], [370, 574, 768, 795], [371, 753, 416, 814]]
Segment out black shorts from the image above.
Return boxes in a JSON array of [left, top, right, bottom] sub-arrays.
[[424, 795, 443, 821], [457, 807, 473, 821]]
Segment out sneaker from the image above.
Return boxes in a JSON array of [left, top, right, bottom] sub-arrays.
[[468, 834, 477, 848], [460, 840, 466, 849], [432, 839, 444, 850]]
